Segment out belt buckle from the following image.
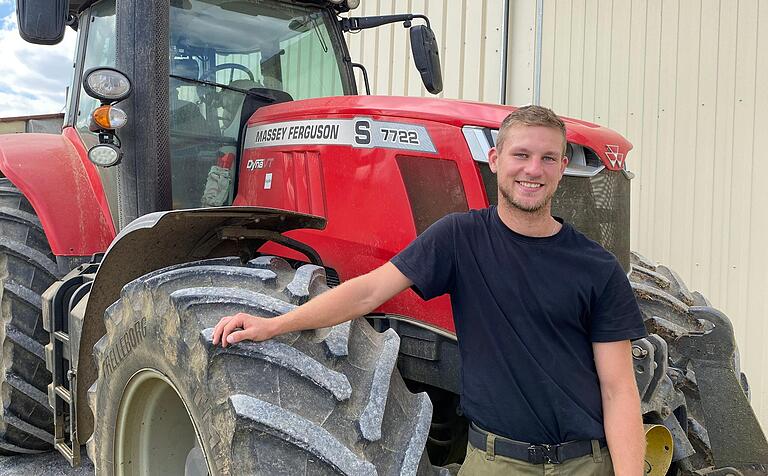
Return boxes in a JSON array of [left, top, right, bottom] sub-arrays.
[[527, 444, 559, 464]]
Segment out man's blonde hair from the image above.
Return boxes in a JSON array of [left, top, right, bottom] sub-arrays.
[[496, 105, 567, 155]]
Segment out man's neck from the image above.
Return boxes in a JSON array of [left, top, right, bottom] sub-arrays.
[[496, 203, 561, 237]]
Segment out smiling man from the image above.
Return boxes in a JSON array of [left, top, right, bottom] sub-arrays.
[[213, 105, 648, 475]]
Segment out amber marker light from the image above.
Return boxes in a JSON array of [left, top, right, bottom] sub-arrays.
[[91, 105, 128, 130]]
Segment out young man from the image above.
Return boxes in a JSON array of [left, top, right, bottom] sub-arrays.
[[213, 105, 647, 475]]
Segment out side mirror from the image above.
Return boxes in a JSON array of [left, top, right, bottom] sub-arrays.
[[410, 25, 443, 95], [16, 0, 68, 45]]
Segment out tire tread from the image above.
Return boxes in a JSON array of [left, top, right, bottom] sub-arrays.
[[0, 185, 59, 454]]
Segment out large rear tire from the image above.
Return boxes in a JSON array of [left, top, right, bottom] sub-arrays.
[[630, 252, 768, 475], [87, 256, 437, 475], [0, 179, 59, 455]]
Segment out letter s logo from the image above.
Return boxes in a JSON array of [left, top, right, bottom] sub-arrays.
[[355, 120, 371, 145]]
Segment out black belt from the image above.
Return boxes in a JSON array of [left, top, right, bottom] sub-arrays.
[[468, 423, 607, 465]]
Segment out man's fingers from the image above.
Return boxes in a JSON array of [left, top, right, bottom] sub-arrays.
[[213, 313, 267, 347], [226, 329, 249, 344], [212, 315, 234, 345], [220, 314, 248, 348], [212, 318, 225, 344]]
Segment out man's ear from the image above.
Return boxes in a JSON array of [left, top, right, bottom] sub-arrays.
[[488, 147, 499, 173], [560, 155, 569, 175]]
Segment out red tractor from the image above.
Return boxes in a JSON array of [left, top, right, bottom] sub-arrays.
[[1, 0, 766, 474]]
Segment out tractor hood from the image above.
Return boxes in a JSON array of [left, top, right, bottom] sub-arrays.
[[248, 95, 633, 171]]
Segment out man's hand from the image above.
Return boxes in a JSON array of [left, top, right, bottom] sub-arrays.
[[212, 312, 277, 347], [211, 262, 413, 348]]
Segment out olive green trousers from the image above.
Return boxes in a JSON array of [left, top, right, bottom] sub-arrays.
[[458, 441, 614, 475]]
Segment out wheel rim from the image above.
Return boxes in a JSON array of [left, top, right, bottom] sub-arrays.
[[114, 369, 209, 476]]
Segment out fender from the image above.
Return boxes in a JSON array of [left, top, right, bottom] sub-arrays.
[[0, 127, 115, 255], [71, 207, 325, 440]]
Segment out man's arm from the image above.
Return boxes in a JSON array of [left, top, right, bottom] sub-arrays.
[[212, 262, 412, 347], [593, 340, 646, 476]]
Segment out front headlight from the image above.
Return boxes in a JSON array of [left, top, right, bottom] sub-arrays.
[[83, 67, 132, 103], [564, 144, 605, 178]]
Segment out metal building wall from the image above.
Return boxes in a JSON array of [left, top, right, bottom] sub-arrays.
[[345, 0, 505, 102], [507, 0, 768, 429], [0, 114, 64, 134]]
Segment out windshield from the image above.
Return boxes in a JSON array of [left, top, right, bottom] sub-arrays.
[[168, 0, 351, 208]]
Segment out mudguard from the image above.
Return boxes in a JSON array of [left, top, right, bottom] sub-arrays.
[[73, 207, 325, 440], [0, 127, 115, 255]]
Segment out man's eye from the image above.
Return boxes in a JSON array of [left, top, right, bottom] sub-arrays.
[[543, 156, 556, 162], [514, 153, 528, 159]]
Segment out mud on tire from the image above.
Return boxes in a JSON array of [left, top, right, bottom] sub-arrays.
[[87, 256, 436, 475], [0, 178, 59, 455]]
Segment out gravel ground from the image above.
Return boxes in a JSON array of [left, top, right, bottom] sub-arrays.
[[0, 450, 94, 476]]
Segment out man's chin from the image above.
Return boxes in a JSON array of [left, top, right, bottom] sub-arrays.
[[511, 202, 547, 213], [500, 192, 550, 214]]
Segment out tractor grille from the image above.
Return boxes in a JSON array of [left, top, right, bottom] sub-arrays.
[[551, 171, 631, 271]]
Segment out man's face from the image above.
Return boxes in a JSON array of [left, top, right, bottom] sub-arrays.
[[488, 125, 569, 214]]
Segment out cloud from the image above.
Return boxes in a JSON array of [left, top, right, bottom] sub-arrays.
[[0, 9, 76, 117]]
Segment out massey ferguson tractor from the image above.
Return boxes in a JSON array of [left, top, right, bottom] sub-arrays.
[[2, 0, 766, 474]]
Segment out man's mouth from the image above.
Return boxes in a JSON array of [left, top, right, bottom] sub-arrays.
[[516, 180, 543, 189]]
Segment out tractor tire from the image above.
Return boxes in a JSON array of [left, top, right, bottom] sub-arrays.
[[0, 178, 59, 455], [629, 252, 768, 475], [86, 256, 438, 475]]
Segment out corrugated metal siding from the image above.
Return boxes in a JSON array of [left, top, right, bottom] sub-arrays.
[[345, 0, 505, 102], [528, 0, 768, 430]]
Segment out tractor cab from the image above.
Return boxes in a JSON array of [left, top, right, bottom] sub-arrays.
[[62, 0, 355, 215]]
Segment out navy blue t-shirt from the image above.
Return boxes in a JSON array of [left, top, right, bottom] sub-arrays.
[[390, 207, 647, 444]]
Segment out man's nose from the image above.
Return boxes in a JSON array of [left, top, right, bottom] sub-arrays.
[[524, 157, 544, 176]]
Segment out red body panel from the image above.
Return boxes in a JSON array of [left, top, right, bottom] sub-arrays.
[[0, 127, 115, 255], [240, 96, 633, 335], [238, 114, 483, 332]]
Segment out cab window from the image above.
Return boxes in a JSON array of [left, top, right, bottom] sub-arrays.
[[168, 0, 351, 209]]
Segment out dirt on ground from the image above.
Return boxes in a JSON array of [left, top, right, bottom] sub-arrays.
[[0, 450, 94, 476]]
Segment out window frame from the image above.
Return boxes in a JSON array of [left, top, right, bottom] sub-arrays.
[[72, 0, 118, 142], [64, 7, 92, 128]]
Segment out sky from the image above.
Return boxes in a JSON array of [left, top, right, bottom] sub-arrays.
[[0, 1, 77, 117]]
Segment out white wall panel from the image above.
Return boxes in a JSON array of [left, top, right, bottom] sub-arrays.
[[505, 0, 536, 103], [513, 0, 768, 430], [345, 0, 505, 102]]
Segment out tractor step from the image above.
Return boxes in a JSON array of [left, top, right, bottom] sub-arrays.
[[42, 258, 100, 468]]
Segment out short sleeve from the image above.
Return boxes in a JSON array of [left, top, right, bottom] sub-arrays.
[[390, 215, 456, 301], [590, 262, 648, 342]]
